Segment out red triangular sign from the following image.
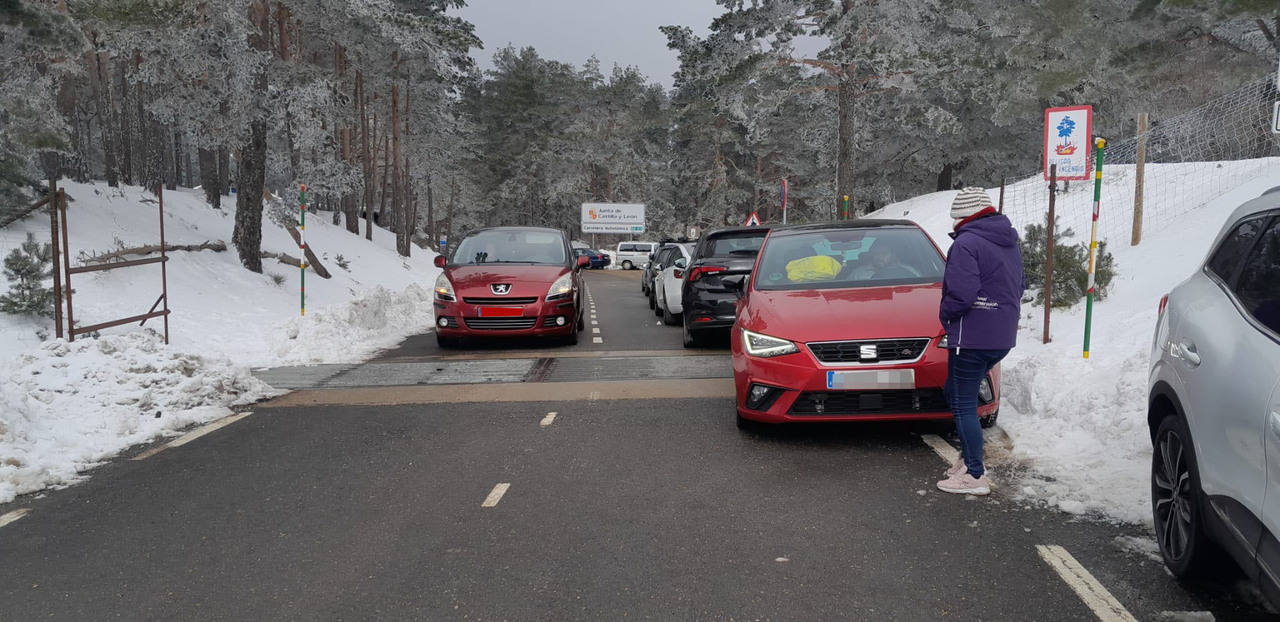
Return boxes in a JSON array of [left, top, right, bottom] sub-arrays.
[[744, 211, 762, 226]]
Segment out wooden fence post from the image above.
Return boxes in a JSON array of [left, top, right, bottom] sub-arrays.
[[1132, 112, 1149, 246], [1044, 165, 1057, 345]]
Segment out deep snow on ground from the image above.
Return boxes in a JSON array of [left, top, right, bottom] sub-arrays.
[[871, 164, 1280, 525], [0, 180, 440, 503]]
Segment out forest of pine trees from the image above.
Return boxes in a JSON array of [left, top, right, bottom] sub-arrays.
[[2, 0, 1277, 272]]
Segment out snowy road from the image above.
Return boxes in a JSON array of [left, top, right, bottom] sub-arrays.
[[0, 270, 1271, 620]]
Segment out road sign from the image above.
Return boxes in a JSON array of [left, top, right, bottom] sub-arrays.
[[582, 203, 645, 234], [744, 212, 761, 226], [1043, 105, 1094, 181], [1272, 101, 1280, 134]]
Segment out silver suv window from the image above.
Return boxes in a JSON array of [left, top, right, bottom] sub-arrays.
[[1207, 216, 1267, 282], [1234, 217, 1280, 335]]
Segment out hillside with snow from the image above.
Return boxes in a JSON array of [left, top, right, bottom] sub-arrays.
[[870, 161, 1280, 524], [0, 181, 441, 503]]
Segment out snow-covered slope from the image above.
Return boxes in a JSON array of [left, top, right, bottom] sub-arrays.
[[0, 180, 441, 503], [870, 165, 1280, 524]]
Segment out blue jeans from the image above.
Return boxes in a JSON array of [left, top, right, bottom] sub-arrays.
[[944, 348, 1008, 478]]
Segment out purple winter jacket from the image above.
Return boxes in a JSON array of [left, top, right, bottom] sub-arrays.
[[939, 212, 1026, 351]]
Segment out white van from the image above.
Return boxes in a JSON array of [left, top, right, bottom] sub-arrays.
[[615, 241, 658, 270]]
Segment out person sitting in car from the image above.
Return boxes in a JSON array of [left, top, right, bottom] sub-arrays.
[[849, 243, 917, 280]]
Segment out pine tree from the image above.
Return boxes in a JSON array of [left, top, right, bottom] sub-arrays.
[[0, 232, 54, 317]]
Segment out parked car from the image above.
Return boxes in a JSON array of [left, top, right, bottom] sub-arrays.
[[616, 241, 658, 270], [1147, 189, 1280, 605], [432, 226, 588, 348], [653, 243, 696, 326], [730, 220, 1000, 428], [573, 247, 610, 269], [643, 241, 684, 298], [680, 226, 770, 347]]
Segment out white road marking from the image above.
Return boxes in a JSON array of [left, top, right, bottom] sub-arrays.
[[540, 412, 557, 427], [591, 320, 598, 325], [592, 328, 600, 334], [482, 483, 510, 507], [1036, 545, 1138, 622], [0, 509, 29, 528], [592, 337, 603, 343], [588, 391, 601, 401], [921, 434, 959, 465], [132, 411, 253, 460]]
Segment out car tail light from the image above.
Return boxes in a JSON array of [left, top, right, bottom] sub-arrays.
[[688, 266, 727, 282], [1158, 294, 1169, 317]]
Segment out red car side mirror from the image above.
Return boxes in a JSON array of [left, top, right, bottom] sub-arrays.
[[577, 255, 590, 268], [434, 255, 446, 268]]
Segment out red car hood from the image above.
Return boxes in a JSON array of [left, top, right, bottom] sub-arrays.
[[446, 264, 568, 298], [740, 283, 943, 343]]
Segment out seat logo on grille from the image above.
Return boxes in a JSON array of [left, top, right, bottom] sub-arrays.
[[860, 344, 878, 359], [491, 283, 512, 295]]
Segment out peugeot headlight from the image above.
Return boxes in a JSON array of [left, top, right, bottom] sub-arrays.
[[742, 329, 799, 358], [546, 273, 574, 301], [434, 273, 455, 301]]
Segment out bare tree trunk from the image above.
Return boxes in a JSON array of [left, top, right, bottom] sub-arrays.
[[358, 71, 373, 240], [198, 148, 220, 207], [233, 0, 271, 273], [169, 130, 181, 190], [425, 172, 434, 246], [835, 0, 857, 216], [379, 135, 389, 231], [87, 50, 119, 187], [391, 84, 405, 254]]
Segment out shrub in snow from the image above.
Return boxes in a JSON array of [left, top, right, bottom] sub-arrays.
[[1020, 219, 1115, 308], [0, 232, 53, 317]]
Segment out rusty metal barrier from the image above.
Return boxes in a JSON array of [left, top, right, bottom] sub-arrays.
[[57, 185, 170, 344]]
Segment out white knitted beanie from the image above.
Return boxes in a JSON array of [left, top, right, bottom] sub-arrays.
[[950, 187, 992, 220]]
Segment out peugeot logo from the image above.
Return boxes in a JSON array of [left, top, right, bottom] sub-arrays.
[[491, 283, 512, 295]]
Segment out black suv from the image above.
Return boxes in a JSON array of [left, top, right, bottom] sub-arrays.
[[679, 226, 770, 347]]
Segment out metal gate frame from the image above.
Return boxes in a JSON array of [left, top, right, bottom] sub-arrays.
[[55, 184, 170, 344]]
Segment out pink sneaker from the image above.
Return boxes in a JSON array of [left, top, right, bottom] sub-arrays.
[[945, 457, 966, 478], [936, 471, 991, 496]]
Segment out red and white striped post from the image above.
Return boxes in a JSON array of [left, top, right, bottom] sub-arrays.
[[299, 184, 307, 316]]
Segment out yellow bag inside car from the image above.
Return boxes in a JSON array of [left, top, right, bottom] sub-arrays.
[[785, 255, 841, 282]]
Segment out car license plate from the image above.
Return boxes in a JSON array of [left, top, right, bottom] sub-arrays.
[[826, 369, 915, 390], [479, 306, 523, 318]]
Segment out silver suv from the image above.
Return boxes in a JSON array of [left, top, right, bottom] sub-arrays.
[[1148, 188, 1280, 604]]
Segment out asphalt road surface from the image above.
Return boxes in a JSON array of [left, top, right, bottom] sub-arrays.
[[1, 270, 1275, 620]]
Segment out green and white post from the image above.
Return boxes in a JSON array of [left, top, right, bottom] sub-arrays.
[[299, 184, 307, 317], [842, 195, 850, 220], [1082, 138, 1105, 359]]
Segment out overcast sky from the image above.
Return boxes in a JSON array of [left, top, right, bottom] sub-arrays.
[[454, 1, 727, 89]]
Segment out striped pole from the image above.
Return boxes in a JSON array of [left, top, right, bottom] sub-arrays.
[[781, 178, 788, 224], [1082, 138, 1105, 359], [299, 184, 307, 317], [842, 195, 849, 221]]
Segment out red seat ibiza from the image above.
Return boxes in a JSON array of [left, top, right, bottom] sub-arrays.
[[433, 227, 588, 348], [731, 220, 1000, 427]]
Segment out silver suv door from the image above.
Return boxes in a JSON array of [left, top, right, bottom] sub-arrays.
[[1176, 213, 1276, 527]]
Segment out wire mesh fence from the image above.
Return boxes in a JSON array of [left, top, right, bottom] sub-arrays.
[[1000, 77, 1280, 243]]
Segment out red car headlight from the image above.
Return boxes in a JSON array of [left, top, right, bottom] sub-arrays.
[[742, 329, 799, 358]]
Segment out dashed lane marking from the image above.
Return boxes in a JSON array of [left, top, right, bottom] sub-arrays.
[[131, 411, 253, 461], [1036, 545, 1138, 622], [921, 434, 959, 465], [540, 412, 557, 427], [591, 320, 598, 325], [0, 509, 29, 528], [592, 337, 603, 344], [592, 328, 600, 334], [482, 483, 510, 508]]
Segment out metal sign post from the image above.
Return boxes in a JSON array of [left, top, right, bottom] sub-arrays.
[[1044, 165, 1056, 345]]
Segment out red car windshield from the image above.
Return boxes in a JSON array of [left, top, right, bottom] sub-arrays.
[[453, 230, 568, 265], [754, 227, 944, 291]]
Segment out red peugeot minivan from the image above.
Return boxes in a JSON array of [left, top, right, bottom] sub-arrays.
[[433, 227, 588, 348]]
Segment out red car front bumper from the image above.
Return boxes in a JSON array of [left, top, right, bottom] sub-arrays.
[[433, 298, 579, 338], [732, 329, 1000, 424]]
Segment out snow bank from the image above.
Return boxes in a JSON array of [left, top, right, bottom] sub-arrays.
[[0, 332, 278, 504], [871, 167, 1280, 524], [0, 180, 441, 502], [269, 283, 434, 365]]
